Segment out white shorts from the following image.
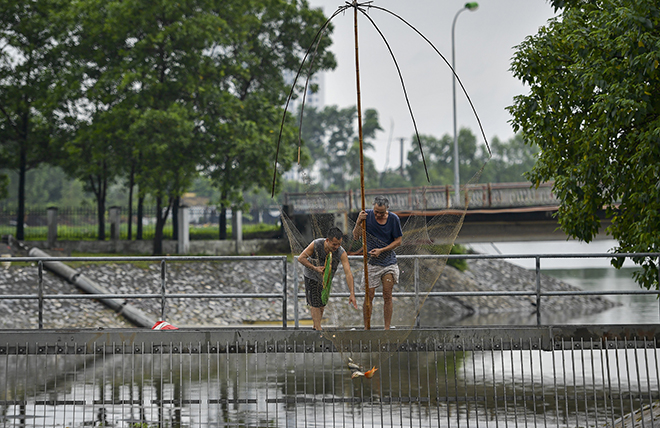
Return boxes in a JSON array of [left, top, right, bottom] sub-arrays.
[[363, 264, 400, 289]]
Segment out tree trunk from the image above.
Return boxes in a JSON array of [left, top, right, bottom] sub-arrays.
[[16, 147, 26, 240], [153, 196, 163, 255], [127, 167, 135, 240], [172, 197, 179, 240], [153, 196, 172, 255], [97, 193, 106, 240], [219, 204, 227, 240], [137, 196, 144, 240], [93, 172, 107, 241]]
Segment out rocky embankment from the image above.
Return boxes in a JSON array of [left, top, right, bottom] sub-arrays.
[[0, 251, 619, 329]]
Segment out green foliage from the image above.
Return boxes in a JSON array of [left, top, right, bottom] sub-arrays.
[[508, 0, 660, 289], [299, 105, 382, 190], [199, 0, 335, 209], [11, 166, 75, 209], [0, 0, 71, 238], [480, 135, 540, 183], [406, 128, 489, 187], [448, 244, 469, 272], [45, 0, 335, 252]]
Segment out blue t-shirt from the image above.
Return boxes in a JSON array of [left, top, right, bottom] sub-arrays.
[[364, 209, 403, 267]]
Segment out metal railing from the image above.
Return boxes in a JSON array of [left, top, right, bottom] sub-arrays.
[[293, 252, 660, 328], [0, 255, 289, 329], [283, 181, 557, 213], [0, 327, 659, 427], [1, 252, 659, 330]]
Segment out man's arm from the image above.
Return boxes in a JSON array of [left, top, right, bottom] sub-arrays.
[[368, 236, 402, 258], [352, 210, 367, 240], [298, 242, 324, 274], [341, 251, 358, 309]]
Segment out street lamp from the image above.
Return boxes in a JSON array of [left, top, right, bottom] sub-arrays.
[[451, 2, 478, 206]]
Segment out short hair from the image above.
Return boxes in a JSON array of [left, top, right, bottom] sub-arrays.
[[326, 227, 343, 241], [373, 196, 389, 208]]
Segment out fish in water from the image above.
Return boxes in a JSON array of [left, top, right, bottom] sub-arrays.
[[364, 367, 378, 378], [351, 370, 365, 379], [347, 357, 361, 371], [347, 357, 377, 379]]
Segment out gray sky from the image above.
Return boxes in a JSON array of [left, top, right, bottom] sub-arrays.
[[305, 0, 557, 172]]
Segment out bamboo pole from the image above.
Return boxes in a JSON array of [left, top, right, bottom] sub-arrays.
[[353, 2, 371, 329]]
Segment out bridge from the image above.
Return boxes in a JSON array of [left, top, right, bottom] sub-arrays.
[[283, 182, 612, 242]]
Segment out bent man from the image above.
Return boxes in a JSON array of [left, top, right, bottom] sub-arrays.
[[298, 227, 358, 330]]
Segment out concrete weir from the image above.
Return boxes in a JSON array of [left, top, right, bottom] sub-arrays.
[[0, 327, 659, 427]]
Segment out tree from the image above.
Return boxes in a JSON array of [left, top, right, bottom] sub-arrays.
[[508, 0, 660, 289], [193, 0, 336, 239], [480, 134, 539, 183], [406, 128, 487, 187], [65, 0, 331, 252], [299, 105, 382, 190], [0, 0, 69, 239]]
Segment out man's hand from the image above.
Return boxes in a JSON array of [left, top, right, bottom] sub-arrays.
[[369, 248, 384, 258], [348, 293, 358, 309], [314, 265, 325, 274]]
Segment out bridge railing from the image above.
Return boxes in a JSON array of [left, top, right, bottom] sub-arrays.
[[0, 326, 659, 428], [1, 252, 659, 330], [283, 181, 557, 214]]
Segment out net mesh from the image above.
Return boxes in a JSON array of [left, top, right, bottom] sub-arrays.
[[279, 164, 485, 370], [275, 1, 490, 378]]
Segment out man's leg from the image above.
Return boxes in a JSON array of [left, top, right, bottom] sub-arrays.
[[363, 286, 375, 330], [311, 306, 324, 330], [381, 273, 395, 330]]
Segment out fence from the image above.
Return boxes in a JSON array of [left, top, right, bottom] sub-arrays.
[[2, 253, 660, 427], [0, 205, 281, 241], [1, 327, 659, 427], [1, 253, 659, 330], [0, 206, 173, 241]]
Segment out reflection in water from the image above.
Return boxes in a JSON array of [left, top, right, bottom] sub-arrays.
[[1, 341, 658, 427]]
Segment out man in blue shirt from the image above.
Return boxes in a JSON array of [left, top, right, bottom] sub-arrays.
[[352, 196, 403, 330]]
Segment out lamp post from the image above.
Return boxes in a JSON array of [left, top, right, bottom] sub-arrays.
[[451, 2, 478, 206]]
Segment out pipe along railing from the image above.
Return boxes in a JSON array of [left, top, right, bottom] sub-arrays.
[[2, 253, 289, 329], [1, 252, 659, 329]]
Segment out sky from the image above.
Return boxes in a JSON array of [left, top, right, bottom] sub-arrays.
[[304, 0, 558, 172]]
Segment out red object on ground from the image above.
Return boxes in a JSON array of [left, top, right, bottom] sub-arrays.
[[152, 321, 178, 330]]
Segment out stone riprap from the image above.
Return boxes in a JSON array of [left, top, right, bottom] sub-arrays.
[[0, 255, 619, 330]]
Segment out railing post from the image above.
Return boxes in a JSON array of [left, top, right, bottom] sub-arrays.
[[47, 207, 58, 248], [536, 256, 541, 325], [293, 256, 299, 328], [414, 257, 420, 328], [160, 260, 167, 321], [232, 209, 243, 254], [282, 257, 288, 328], [177, 205, 189, 255], [38, 260, 44, 329]]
